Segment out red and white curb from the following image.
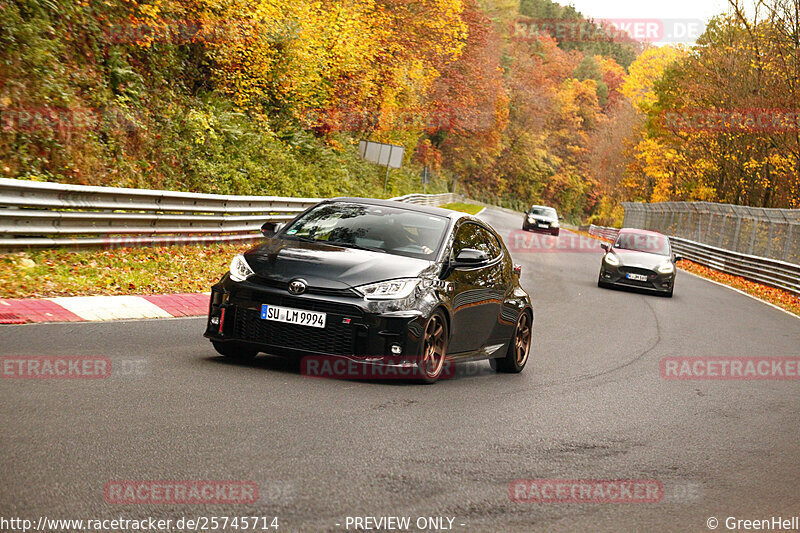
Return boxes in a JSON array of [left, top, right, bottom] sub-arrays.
[[0, 293, 209, 324]]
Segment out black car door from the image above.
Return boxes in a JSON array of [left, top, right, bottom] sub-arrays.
[[446, 222, 505, 354]]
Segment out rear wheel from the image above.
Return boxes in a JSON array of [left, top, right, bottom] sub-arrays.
[[212, 341, 258, 361], [496, 310, 532, 374], [417, 310, 448, 384]]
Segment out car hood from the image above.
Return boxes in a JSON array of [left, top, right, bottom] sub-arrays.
[[243, 237, 437, 290], [612, 249, 671, 269]]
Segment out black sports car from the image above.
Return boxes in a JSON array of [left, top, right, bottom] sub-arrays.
[[598, 228, 683, 297], [205, 198, 533, 383], [522, 205, 561, 236]]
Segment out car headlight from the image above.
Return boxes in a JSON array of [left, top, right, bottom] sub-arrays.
[[229, 254, 255, 282], [604, 253, 620, 266], [552, 220, 559, 228], [657, 261, 675, 274], [355, 278, 420, 300], [527, 215, 535, 222]]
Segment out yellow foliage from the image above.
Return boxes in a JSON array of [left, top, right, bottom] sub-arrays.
[[621, 46, 686, 110]]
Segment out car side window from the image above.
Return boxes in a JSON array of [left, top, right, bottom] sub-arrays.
[[453, 223, 502, 260]]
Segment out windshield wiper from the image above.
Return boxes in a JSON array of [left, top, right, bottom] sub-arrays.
[[327, 241, 387, 253], [282, 235, 319, 243], [283, 234, 386, 253]]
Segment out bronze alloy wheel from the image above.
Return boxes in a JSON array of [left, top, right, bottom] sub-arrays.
[[513, 311, 532, 366], [495, 310, 532, 373], [421, 313, 447, 380]]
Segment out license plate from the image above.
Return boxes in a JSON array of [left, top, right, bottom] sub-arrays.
[[626, 273, 648, 282], [538, 223, 549, 228], [260, 305, 326, 328]]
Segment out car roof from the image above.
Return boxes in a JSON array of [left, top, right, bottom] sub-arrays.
[[328, 197, 465, 220], [618, 228, 667, 237]]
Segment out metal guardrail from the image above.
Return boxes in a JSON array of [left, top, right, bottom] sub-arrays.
[[588, 224, 800, 296], [390, 193, 461, 206], [587, 224, 620, 241], [622, 201, 800, 265], [0, 179, 459, 250]]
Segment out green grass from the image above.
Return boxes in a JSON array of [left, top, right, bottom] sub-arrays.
[[439, 202, 484, 215], [0, 244, 249, 298]]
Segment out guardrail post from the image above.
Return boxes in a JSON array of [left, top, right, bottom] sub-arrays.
[[766, 221, 775, 258], [785, 223, 795, 262], [696, 210, 702, 242], [749, 219, 757, 255], [733, 215, 742, 253]]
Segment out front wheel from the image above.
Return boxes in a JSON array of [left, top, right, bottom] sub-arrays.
[[417, 310, 449, 384], [496, 310, 532, 374], [212, 341, 258, 361]]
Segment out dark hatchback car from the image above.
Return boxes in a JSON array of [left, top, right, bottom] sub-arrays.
[[597, 228, 682, 297], [522, 205, 561, 236], [205, 198, 533, 383]]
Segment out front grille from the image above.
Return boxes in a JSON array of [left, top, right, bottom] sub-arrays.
[[233, 297, 363, 356], [249, 277, 359, 297], [620, 267, 656, 277]]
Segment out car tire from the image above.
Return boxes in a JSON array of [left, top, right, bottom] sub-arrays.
[[553, 230, 560, 237], [522, 223, 529, 231], [664, 286, 674, 298], [495, 310, 532, 374], [417, 310, 449, 384], [598, 275, 610, 289], [212, 341, 258, 361]]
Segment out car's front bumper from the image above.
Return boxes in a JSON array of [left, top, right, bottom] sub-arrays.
[[204, 275, 431, 365], [524, 220, 559, 234], [599, 264, 675, 292]]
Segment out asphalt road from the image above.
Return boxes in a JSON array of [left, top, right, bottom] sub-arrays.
[[2, 207, 799, 533]]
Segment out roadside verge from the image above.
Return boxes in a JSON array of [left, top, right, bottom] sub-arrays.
[[0, 293, 208, 324]]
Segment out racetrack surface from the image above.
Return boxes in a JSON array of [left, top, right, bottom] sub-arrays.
[[2, 207, 799, 532]]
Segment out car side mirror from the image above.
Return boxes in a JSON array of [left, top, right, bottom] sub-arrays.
[[559, 215, 564, 221], [600, 243, 609, 252], [452, 248, 489, 268], [674, 254, 683, 262], [261, 221, 285, 237]]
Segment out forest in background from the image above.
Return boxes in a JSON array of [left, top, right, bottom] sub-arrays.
[[1, 0, 798, 224]]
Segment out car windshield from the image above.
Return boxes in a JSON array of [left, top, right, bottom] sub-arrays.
[[530, 206, 557, 217], [282, 202, 449, 260], [614, 232, 671, 256]]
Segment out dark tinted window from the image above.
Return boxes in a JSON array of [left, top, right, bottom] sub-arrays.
[[614, 232, 671, 256], [529, 206, 557, 218], [454, 223, 502, 259], [283, 202, 448, 260]]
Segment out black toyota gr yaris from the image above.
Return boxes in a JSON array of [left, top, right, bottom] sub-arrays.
[[205, 198, 533, 383]]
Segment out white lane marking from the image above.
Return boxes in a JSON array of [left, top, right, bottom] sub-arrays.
[[47, 296, 174, 321], [680, 270, 800, 322]]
